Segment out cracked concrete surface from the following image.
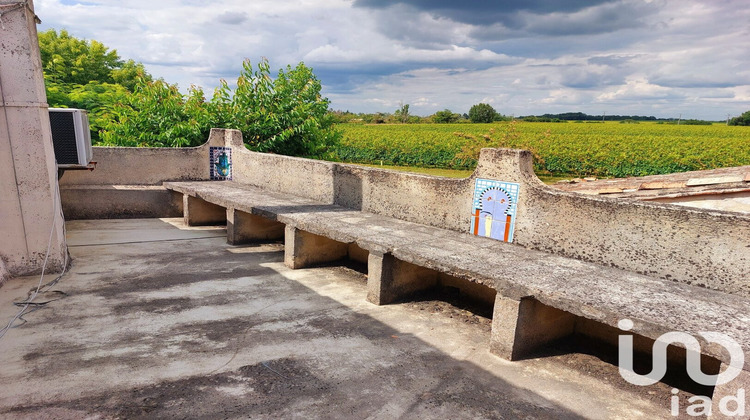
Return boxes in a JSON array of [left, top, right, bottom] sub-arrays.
[[0, 218, 675, 419]]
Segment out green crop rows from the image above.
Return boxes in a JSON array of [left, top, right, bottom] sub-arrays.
[[335, 122, 750, 178]]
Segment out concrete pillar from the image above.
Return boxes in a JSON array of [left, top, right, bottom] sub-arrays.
[[226, 208, 284, 245], [183, 195, 226, 226], [0, 0, 67, 279], [366, 253, 438, 305], [283, 226, 348, 269], [489, 295, 576, 360]]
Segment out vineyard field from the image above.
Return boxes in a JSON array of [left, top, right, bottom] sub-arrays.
[[334, 122, 750, 178]]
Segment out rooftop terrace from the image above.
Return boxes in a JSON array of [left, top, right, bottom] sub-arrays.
[[0, 218, 677, 418]]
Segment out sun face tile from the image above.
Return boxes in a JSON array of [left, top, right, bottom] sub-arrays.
[[471, 179, 520, 243]]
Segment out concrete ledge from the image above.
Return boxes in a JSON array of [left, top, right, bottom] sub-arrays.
[[60, 185, 183, 220]]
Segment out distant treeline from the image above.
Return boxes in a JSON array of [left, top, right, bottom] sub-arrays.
[[518, 112, 718, 124], [520, 112, 660, 122], [332, 109, 719, 125]]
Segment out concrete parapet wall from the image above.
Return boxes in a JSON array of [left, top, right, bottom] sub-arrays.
[[60, 128, 750, 297], [60, 185, 183, 220], [59, 130, 235, 219], [59, 146, 207, 186]]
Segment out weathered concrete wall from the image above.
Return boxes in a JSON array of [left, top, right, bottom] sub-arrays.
[[476, 150, 750, 298], [0, 0, 67, 277], [230, 132, 750, 298], [60, 128, 750, 297], [59, 146, 207, 185], [60, 185, 183, 220], [58, 135, 213, 218]]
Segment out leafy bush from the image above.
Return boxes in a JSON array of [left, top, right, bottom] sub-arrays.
[[101, 59, 339, 157], [100, 81, 213, 147], [211, 59, 339, 157], [468, 103, 497, 123], [432, 109, 461, 123], [39, 29, 152, 141], [729, 111, 750, 126]]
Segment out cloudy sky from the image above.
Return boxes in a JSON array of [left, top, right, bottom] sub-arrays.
[[36, 0, 749, 120]]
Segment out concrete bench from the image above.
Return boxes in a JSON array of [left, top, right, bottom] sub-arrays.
[[164, 180, 750, 405]]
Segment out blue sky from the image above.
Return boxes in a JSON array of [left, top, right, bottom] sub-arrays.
[[37, 0, 750, 120]]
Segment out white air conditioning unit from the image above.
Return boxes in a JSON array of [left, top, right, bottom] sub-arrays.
[[49, 108, 93, 168]]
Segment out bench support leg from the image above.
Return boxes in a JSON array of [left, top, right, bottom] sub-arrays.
[[284, 226, 348, 269], [490, 295, 576, 361], [712, 367, 749, 417], [366, 253, 438, 305], [226, 209, 284, 245], [183, 195, 226, 226]]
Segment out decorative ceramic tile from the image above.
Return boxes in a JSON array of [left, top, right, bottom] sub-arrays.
[[210, 146, 232, 180], [470, 179, 520, 243]]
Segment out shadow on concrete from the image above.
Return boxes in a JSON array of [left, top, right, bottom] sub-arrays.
[[0, 218, 591, 419], [524, 330, 718, 399]]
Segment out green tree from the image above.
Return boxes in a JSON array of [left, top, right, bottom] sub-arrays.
[[728, 110, 750, 126], [39, 29, 121, 85], [100, 81, 214, 147], [432, 109, 460, 123], [111, 60, 153, 91], [67, 82, 129, 137], [468, 103, 498, 123], [39, 29, 153, 141], [102, 59, 339, 157], [394, 103, 410, 123], [39, 29, 152, 89], [211, 59, 338, 156]]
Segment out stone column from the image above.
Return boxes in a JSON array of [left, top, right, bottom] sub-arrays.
[[284, 226, 348, 269], [0, 0, 67, 280]]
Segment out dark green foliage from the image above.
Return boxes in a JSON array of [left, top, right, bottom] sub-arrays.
[[39, 29, 152, 90], [522, 116, 565, 123], [101, 59, 338, 157], [394, 104, 410, 123], [39, 29, 152, 141], [40, 30, 336, 155], [39, 29, 120, 85], [468, 103, 497, 123], [210, 59, 339, 157], [100, 81, 213, 147], [729, 111, 750, 126], [522, 112, 660, 121], [678, 119, 713, 125], [432, 109, 461, 123]]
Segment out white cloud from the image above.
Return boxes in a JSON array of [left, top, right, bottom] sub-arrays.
[[32, 0, 750, 119], [597, 77, 674, 101]]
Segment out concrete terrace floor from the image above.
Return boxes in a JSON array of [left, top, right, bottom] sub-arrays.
[[0, 218, 676, 419]]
